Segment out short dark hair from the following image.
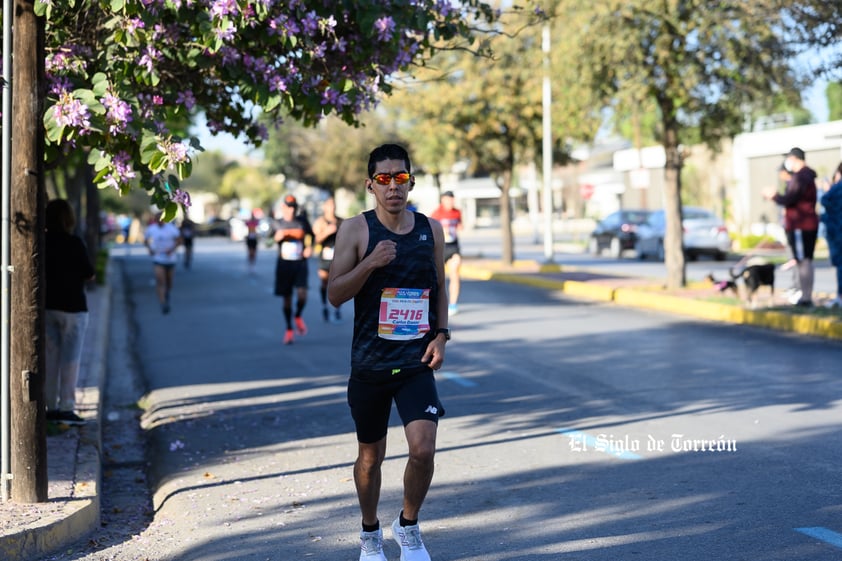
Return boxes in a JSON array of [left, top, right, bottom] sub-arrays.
[[368, 144, 411, 178], [784, 147, 806, 161], [46, 199, 76, 234]]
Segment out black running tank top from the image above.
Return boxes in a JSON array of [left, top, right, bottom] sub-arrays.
[[351, 210, 439, 379]]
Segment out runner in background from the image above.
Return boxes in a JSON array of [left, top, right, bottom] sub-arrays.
[[430, 191, 463, 316], [313, 196, 344, 322], [145, 212, 182, 314], [180, 215, 196, 270], [245, 211, 261, 274], [272, 195, 313, 344]]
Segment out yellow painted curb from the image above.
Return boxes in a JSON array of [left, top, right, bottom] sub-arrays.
[[615, 288, 842, 340], [488, 272, 567, 291], [561, 281, 616, 302], [614, 288, 740, 322], [464, 262, 842, 341], [460, 265, 494, 281]]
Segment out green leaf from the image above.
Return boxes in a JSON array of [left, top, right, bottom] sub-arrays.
[[150, 153, 168, 173], [87, 149, 102, 166], [176, 161, 192, 180], [93, 167, 110, 185], [43, 110, 64, 143], [110, 0, 126, 11], [74, 89, 99, 107], [265, 94, 282, 112], [91, 73, 109, 97], [163, 202, 179, 222], [140, 132, 161, 163]]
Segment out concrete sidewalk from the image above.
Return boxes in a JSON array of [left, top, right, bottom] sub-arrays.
[[0, 273, 111, 560], [1, 251, 840, 561]]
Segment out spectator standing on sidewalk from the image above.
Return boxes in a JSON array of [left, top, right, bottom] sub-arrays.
[[45, 199, 96, 425], [144, 212, 182, 314], [821, 162, 842, 308], [328, 143, 449, 561], [430, 190, 463, 316], [272, 194, 313, 344], [313, 196, 344, 322], [775, 162, 801, 302], [763, 147, 819, 307]]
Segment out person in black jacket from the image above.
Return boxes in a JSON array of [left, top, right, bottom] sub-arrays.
[[45, 199, 95, 425]]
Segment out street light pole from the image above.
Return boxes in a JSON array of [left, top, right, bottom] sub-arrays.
[[542, 21, 555, 263], [2, 0, 14, 503]]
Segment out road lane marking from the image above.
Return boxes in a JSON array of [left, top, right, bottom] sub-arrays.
[[438, 371, 477, 387], [557, 428, 643, 460], [795, 527, 842, 549]]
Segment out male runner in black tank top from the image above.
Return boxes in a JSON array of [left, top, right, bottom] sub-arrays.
[[328, 144, 449, 561]]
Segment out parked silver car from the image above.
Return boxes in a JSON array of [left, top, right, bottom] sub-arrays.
[[635, 207, 731, 261]]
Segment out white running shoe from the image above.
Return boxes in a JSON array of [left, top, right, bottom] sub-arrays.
[[392, 518, 431, 561], [824, 296, 842, 309], [786, 289, 803, 305], [359, 528, 387, 561]]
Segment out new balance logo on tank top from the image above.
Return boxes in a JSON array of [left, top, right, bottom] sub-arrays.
[[352, 210, 440, 380]]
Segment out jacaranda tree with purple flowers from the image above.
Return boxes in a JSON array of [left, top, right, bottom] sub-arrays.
[[31, 0, 510, 220]]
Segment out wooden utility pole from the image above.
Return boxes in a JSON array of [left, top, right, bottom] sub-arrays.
[[10, 0, 47, 503]]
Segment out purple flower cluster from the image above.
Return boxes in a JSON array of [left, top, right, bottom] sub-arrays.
[[159, 139, 190, 165], [171, 188, 192, 207], [40, 0, 500, 207], [138, 46, 162, 74], [102, 151, 138, 191], [53, 92, 91, 131], [210, 0, 239, 19], [374, 16, 396, 42], [102, 93, 133, 135]]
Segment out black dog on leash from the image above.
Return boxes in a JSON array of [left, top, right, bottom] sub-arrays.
[[710, 256, 775, 306]]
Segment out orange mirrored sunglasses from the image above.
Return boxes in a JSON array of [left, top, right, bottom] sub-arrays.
[[371, 172, 411, 185]]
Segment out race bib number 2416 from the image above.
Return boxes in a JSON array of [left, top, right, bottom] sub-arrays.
[[378, 288, 430, 340]]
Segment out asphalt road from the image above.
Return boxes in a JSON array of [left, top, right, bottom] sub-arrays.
[[38, 236, 842, 561]]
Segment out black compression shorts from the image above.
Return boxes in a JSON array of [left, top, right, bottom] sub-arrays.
[[444, 242, 460, 264], [347, 368, 443, 443], [274, 259, 308, 296]]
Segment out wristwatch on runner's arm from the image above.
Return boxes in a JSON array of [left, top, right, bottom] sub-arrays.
[[434, 328, 451, 341]]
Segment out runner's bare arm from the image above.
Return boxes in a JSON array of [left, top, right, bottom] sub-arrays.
[[312, 217, 337, 245], [327, 216, 396, 306]]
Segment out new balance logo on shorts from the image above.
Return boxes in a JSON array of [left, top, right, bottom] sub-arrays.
[[419, 234, 427, 241], [424, 405, 438, 415]]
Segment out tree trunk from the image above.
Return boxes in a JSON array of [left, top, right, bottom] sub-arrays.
[[499, 169, 514, 265], [10, 0, 48, 503], [662, 119, 686, 290]]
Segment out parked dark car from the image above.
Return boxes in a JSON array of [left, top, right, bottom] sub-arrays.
[[635, 207, 731, 261], [588, 210, 650, 258], [195, 217, 231, 237]]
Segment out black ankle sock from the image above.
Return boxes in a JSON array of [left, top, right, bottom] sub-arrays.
[[399, 512, 417, 527], [362, 520, 380, 533]]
